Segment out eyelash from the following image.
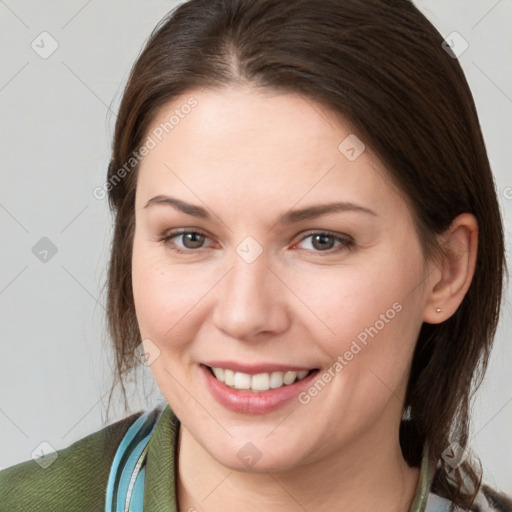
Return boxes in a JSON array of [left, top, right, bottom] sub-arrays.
[[157, 229, 354, 255]]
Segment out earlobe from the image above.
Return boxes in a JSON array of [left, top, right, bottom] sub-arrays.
[[423, 213, 478, 324]]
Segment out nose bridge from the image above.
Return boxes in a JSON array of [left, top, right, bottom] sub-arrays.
[[213, 243, 288, 339]]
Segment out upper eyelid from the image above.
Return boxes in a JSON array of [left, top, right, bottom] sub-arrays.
[[297, 230, 353, 242]]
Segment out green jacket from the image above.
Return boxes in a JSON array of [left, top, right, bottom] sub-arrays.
[[0, 404, 509, 511], [0, 406, 178, 511]]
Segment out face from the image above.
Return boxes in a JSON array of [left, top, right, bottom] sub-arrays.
[[131, 85, 434, 472]]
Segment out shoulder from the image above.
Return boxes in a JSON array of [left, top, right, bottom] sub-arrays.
[[427, 485, 512, 512], [0, 410, 144, 512], [472, 484, 512, 512]]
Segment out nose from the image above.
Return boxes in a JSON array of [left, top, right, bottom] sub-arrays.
[[212, 247, 290, 341]]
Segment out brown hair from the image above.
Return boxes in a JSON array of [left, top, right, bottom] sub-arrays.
[[104, 0, 507, 506]]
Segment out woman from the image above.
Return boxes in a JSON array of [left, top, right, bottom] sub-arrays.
[[1, 0, 510, 510]]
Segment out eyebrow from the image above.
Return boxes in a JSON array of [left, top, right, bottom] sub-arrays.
[[143, 195, 378, 223]]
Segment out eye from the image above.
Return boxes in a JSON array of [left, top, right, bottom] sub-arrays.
[[295, 231, 354, 254], [158, 229, 354, 255], [158, 229, 213, 253]]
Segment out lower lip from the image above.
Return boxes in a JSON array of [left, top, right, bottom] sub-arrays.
[[200, 364, 319, 415]]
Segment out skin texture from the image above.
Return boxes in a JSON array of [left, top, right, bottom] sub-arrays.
[[131, 85, 478, 512]]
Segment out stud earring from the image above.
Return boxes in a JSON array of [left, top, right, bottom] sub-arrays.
[[435, 307, 442, 313]]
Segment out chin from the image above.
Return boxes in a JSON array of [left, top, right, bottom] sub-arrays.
[[211, 446, 304, 474]]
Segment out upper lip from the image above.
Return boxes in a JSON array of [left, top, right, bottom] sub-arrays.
[[202, 361, 316, 375]]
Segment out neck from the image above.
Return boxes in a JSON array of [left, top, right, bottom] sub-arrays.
[[176, 420, 420, 512]]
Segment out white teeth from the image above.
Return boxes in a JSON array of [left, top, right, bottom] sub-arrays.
[[209, 366, 311, 392], [269, 371, 284, 389], [224, 369, 235, 387], [251, 373, 270, 391], [283, 371, 297, 385], [233, 371, 251, 390], [212, 367, 224, 381]]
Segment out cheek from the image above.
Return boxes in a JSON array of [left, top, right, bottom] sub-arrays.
[[295, 252, 423, 343], [131, 239, 213, 352], [132, 234, 172, 340], [131, 240, 198, 406], [292, 250, 425, 397], [286, 256, 425, 445]]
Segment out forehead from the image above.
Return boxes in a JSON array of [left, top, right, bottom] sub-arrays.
[[135, 86, 404, 221]]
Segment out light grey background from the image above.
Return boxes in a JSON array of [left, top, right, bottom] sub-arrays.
[[1, 0, 511, 493]]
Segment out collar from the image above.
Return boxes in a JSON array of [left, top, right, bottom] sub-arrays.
[[143, 405, 179, 511]]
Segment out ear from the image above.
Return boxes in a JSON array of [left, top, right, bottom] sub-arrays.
[[423, 213, 478, 324]]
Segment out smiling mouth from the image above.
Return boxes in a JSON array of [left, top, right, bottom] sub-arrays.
[[205, 365, 318, 392]]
